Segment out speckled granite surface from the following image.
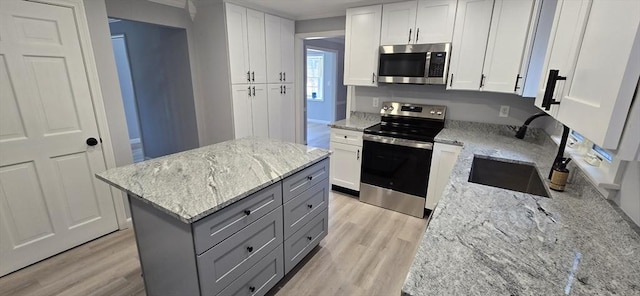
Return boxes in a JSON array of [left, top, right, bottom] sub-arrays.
[[403, 121, 640, 296], [328, 111, 380, 131], [96, 138, 330, 223]]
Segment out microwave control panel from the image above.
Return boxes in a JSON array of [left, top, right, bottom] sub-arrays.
[[428, 52, 447, 77]]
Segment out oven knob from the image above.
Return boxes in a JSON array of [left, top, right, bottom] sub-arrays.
[[382, 106, 388, 111], [388, 106, 394, 111], [430, 110, 436, 114], [437, 111, 443, 115]]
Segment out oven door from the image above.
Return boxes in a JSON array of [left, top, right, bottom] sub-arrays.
[[361, 135, 433, 197]]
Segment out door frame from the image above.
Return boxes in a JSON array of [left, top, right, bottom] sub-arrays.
[[28, 0, 129, 229], [295, 30, 345, 145], [305, 45, 339, 125]]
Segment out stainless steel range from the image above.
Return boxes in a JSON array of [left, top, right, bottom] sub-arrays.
[[360, 102, 446, 218]]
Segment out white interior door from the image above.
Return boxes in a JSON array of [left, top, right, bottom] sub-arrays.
[[0, 0, 117, 276]]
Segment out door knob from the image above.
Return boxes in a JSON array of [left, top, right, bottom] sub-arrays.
[[86, 138, 99, 146]]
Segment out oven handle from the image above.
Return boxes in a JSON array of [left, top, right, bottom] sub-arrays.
[[363, 134, 433, 150]]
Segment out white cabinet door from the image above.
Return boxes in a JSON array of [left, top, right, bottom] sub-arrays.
[[281, 84, 296, 142], [534, 0, 591, 117], [425, 143, 462, 210], [0, 0, 118, 276], [280, 18, 295, 83], [415, 0, 458, 44], [247, 9, 266, 84], [250, 84, 270, 138], [329, 142, 362, 191], [226, 3, 250, 85], [265, 14, 282, 84], [556, 0, 640, 149], [267, 83, 294, 142], [482, 0, 535, 93], [232, 85, 253, 139], [344, 5, 382, 86], [380, 1, 417, 45], [447, 0, 494, 90]]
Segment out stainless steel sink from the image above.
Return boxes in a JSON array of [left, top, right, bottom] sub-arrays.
[[468, 156, 550, 198]]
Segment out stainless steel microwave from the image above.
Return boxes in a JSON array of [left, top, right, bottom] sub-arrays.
[[377, 43, 451, 85]]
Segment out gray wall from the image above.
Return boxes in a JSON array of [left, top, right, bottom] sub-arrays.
[[109, 20, 199, 158], [305, 38, 347, 123], [296, 16, 346, 34], [353, 85, 547, 127], [111, 37, 141, 140]]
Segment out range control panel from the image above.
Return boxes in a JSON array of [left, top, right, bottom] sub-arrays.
[[380, 102, 446, 120]]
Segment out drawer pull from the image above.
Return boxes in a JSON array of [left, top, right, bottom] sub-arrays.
[[307, 236, 312, 241], [307, 204, 313, 209], [344, 135, 347, 138], [307, 176, 313, 181], [247, 246, 253, 253], [244, 209, 251, 216], [249, 286, 256, 293]]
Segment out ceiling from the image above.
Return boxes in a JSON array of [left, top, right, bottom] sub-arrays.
[[226, 0, 406, 20]]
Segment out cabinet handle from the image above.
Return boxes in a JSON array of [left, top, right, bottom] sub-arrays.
[[372, 72, 376, 83], [247, 71, 250, 82], [249, 286, 256, 293], [246, 246, 253, 252], [416, 28, 420, 43], [307, 236, 312, 241], [514, 74, 522, 92], [283, 85, 286, 94], [357, 149, 360, 160], [252, 86, 256, 96], [251, 71, 255, 82], [449, 74, 453, 87], [280, 85, 283, 94], [307, 175, 313, 181], [244, 209, 251, 215], [248, 86, 252, 96], [307, 204, 313, 209], [541, 69, 566, 110], [283, 72, 286, 81], [279, 72, 283, 81], [344, 135, 347, 139], [479, 74, 486, 88], [408, 28, 412, 43]]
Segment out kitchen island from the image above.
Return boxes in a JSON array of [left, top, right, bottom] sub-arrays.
[[402, 121, 640, 295], [97, 138, 331, 296]]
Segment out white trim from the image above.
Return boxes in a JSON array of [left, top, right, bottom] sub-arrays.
[[30, 0, 130, 230], [295, 30, 345, 145]]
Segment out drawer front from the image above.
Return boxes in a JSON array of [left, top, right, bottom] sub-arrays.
[[282, 159, 329, 203], [216, 244, 284, 296], [283, 180, 329, 239], [193, 183, 282, 254], [330, 128, 363, 146], [284, 209, 328, 274], [198, 207, 283, 296]]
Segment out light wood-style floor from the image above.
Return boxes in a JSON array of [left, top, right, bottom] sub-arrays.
[[0, 192, 428, 296], [306, 121, 330, 149]]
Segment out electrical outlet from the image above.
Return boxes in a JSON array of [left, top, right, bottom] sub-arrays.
[[499, 105, 510, 117], [372, 97, 379, 107]]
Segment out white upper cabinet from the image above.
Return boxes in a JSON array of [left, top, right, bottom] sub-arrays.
[[380, 1, 418, 45], [481, 0, 535, 94], [226, 3, 250, 84], [554, 0, 640, 149], [226, 4, 266, 84], [447, 0, 494, 90], [344, 5, 382, 86], [380, 0, 457, 45], [265, 14, 295, 84], [415, 0, 458, 44]]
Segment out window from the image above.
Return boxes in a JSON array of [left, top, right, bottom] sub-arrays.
[[306, 50, 324, 101], [592, 144, 613, 163]]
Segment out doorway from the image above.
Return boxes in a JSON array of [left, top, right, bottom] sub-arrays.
[[304, 37, 347, 149], [108, 19, 199, 161]]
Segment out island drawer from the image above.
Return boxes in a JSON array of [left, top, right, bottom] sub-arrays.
[[283, 208, 328, 274], [216, 244, 284, 296], [197, 207, 283, 296], [283, 180, 329, 239], [282, 158, 329, 203], [330, 128, 363, 146], [193, 182, 282, 254]]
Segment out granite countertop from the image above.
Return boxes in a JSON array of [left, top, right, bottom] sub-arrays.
[[328, 111, 380, 132], [402, 121, 640, 296], [96, 138, 330, 223]]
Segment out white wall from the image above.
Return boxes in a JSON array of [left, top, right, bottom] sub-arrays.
[[353, 85, 549, 127], [613, 162, 640, 226]]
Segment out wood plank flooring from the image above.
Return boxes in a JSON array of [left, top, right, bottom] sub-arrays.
[[0, 191, 428, 296]]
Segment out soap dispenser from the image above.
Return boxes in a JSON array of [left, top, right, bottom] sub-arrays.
[[550, 158, 571, 191]]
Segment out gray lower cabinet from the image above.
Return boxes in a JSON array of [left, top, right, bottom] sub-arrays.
[[129, 158, 330, 296]]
